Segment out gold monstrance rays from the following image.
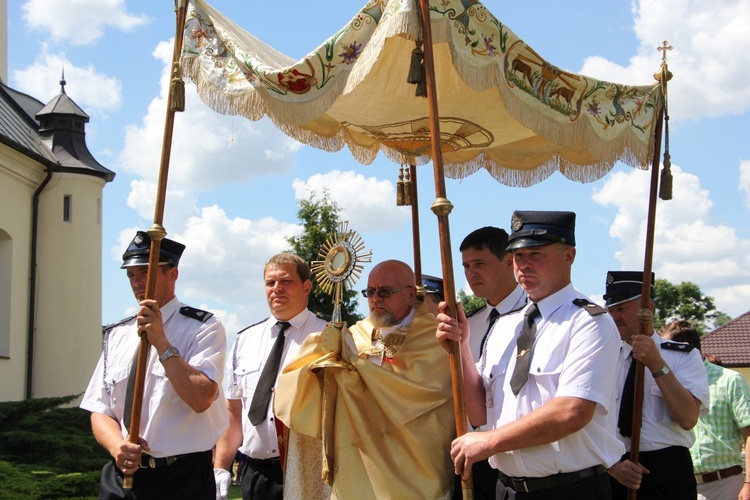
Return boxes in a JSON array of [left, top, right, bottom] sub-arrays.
[[311, 221, 372, 323]]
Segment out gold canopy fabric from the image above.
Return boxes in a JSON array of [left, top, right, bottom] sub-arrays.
[[181, 0, 663, 186]]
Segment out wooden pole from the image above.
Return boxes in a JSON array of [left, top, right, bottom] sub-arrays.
[[415, 0, 472, 497], [123, 0, 188, 489], [409, 163, 424, 291], [627, 106, 665, 500]]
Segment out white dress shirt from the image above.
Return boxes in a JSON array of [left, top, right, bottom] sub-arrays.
[[616, 332, 709, 452], [226, 308, 327, 459], [481, 283, 626, 477], [81, 297, 228, 457]]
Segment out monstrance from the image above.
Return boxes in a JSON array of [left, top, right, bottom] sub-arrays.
[[311, 221, 372, 323]]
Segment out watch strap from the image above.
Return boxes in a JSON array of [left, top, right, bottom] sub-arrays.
[[159, 346, 180, 363], [652, 364, 670, 379]]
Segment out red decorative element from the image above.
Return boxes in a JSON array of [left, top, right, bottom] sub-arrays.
[[278, 69, 317, 94]]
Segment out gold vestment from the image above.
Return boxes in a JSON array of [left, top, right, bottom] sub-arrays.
[[275, 303, 455, 499]]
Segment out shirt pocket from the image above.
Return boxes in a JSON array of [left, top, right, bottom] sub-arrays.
[[527, 353, 564, 408], [648, 383, 670, 422], [486, 357, 510, 410], [235, 359, 263, 400], [149, 362, 181, 406], [105, 365, 131, 407]]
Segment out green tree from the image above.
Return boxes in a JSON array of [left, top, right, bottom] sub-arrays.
[[458, 289, 486, 316], [286, 191, 363, 325], [654, 278, 731, 334]]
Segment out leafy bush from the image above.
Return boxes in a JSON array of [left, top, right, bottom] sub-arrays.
[[0, 396, 107, 499]]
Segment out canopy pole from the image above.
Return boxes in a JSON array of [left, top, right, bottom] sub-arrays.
[[627, 104, 665, 500], [123, 0, 188, 489], [415, 0, 473, 497], [409, 163, 425, 295]]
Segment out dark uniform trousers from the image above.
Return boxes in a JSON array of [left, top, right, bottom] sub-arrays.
[[98, 450, 214, 500], [241, 457, 283, 500], [452, 459, 503, 500], [611, 445, 696, 500]]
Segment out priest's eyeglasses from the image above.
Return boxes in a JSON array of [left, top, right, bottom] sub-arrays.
[[361, 286, 413, 299]]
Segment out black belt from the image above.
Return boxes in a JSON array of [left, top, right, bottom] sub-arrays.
[[245, 456, 281, 469], [138, 451, 208, 469], [498, 464, 608, 493]]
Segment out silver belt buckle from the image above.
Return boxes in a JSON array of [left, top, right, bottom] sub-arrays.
[[149, 456, 157, 468]]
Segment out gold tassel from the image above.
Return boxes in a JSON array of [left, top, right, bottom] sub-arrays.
[[659, 152, 673, 200], [407, 42, 424, 84], [396, 166, 405, 206], [403, 166, 412, 206], [170, 62, 185, 112]]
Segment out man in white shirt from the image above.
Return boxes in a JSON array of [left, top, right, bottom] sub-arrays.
[[460, 226, 526, 361], [213, 253, 327, 500], [605, 271, 709, 499], [81, 231, 228, 500], [438, 211, 625, 499]]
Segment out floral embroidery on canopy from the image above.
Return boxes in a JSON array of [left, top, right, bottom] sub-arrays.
[[181, 0, 663, 187]]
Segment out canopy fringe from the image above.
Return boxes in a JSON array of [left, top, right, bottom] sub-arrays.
[[181, 0, 665, 181]]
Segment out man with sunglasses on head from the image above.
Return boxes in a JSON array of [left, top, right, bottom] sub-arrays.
[[276, 259, 456, 499]]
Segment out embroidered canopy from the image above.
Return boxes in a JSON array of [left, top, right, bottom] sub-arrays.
[[181, 0, 663, 187]]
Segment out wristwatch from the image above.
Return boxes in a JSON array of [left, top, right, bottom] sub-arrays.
[[651, 364, 671, 379], [158, 346, 180, 363]]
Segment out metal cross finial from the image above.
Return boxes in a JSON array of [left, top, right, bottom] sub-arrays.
[[658, 41, 673, 62]]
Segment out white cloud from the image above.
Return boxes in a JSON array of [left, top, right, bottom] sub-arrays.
[[175, 205, 302, 325], [12, 49, 121, 115], [22, 0, 149, 45], [580, 0, 750, 120], [740, 159, 750, 209], [292, 170, 410, 232], [709, 284, 750, 322], [592, 164, 750, 317], [118, 40, 298, 191], [125, 179, 199, 225], [112, 207, 303, 329], [107, 38, 311, 329]]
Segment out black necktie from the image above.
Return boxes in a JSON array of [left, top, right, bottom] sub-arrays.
[[248, 321, 291, 426], [618, 352, 637, 437], [479, 308, 500, 357], [510, 303, 540, 395], [123, 345, 141, 431]]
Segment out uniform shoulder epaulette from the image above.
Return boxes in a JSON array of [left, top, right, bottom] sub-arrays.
[[661, 341, 695, 353], [180, 306, 214, 322], [466, 304, 487, 318], [236, 318, 269, 335], [572, 298, 607, 316], [102, 314, 136, 333]]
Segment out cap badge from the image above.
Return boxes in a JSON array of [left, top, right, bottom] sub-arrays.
[[511, 213, 523, 231], [606, 273, 615, 285], [134, 233, 144, 245]]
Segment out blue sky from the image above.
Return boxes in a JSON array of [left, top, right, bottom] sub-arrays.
[[7, 0, 749, 342]]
